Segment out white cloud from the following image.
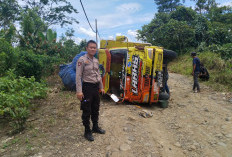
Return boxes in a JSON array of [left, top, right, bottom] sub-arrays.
[[97, 12, 153, 29], [116, 3, 142, 13], [108, 36, 114, 40], [73, 37, 83, 44], [116, 33, 122, 36], [17, 0, 26, 6], [127, 29, 138, 38], [219, 1, 232, 7], [127, 29, 141, 42], [78, 27, 96, 38]]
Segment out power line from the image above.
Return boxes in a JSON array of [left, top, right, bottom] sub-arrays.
[[79, 0, 101, 40], [97, 30, 101, 39], [80, 0, 95, 33]]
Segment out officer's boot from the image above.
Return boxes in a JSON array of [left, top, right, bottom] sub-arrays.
[[92, 123, 105, 134], [84, 126, 94, 141]]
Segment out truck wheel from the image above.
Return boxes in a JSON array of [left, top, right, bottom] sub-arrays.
[[159, 100, 169, 108], [163, 49, 177, 62], [159, 92, 170, 100]]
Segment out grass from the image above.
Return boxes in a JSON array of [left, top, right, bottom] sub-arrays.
[[2, 138, 20, 149], [169, 51, 232, 92]]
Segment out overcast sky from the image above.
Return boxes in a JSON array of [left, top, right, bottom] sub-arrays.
[[38, 0, 232, 44]]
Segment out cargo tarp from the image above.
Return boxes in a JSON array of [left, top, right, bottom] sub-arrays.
[[59, 51, 87, 90]]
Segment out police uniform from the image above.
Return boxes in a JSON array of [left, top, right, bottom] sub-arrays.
[[76, 53, 105, 141]]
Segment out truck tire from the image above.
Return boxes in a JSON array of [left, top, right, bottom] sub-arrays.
[[163, 49, 177, 62], [159, 92, 170, 100], [159, 100, 169, 108]]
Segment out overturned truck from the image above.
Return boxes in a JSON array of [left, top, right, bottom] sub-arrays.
[[98, 36, 177, 106]]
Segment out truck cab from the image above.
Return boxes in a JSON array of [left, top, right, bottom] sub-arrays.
[[98, 36, 176, 104]]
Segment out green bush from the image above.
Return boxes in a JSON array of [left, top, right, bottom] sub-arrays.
[[218, 43, 232, 60], [0, 38, 17, 76], [199, 51, 225, 70], [169, 51, 232, 91], [15, 50, 44, 81], [14, 49, 62, 80], [0, 70, 47, 131], [198, 43, 232, 60]]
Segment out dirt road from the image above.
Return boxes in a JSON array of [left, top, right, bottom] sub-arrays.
[[1, 73, 232, 157]]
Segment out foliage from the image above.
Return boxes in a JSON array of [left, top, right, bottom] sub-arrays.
[[138, 4, 232, 55], [0, 38, 17, 76], [207, 6, 232, 24], [169, 52, 232, 91], [61, 39, 80, 62], [0, 0, 19, 29], [198, 43, 232, 60], [193, 0, 217, 14], [0, 70, 47, 131], [0, 0, 81, 133], [170, 6, 197, 25], [21, 0, 78, 27], [14, 50, 45, 81], [159, 19, 195, 54], [19, 8, 48, 48], [207, 22, 232, 45], [0, 38, 62, 80], [0, 25, 16, 43], [154, 0, 182, 12], [138, 9, 196, 55], [79, 40, 87, 51]]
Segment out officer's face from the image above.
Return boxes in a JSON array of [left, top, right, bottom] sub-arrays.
[[86, 43, 97, 56]]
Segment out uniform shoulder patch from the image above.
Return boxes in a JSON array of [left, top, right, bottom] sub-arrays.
[[78, 62, 82, 66], [77, 58, 84, 66]]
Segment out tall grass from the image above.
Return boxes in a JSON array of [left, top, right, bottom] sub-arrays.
[[169, 51, 232, 92]]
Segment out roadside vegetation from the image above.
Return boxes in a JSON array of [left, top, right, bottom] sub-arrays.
[[0, 0, 86, 132], [137, 0, 232, 92], [169, 52, 232, 91]]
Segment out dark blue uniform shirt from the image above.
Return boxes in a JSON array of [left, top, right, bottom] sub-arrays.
[[193, 57, 200, 73]]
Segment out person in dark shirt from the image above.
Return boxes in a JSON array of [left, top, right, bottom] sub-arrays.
[[191, 52, 200, 93]]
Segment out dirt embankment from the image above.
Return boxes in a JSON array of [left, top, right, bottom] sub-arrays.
[[1, 73, 232, 157]]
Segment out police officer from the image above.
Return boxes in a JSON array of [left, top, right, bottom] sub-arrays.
[[76, 40, 105, 141]]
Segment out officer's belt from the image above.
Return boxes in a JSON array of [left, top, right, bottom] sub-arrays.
[[83, 82, 99, 88]]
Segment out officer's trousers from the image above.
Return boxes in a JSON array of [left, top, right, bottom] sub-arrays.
[[81, 82, 100, 127]]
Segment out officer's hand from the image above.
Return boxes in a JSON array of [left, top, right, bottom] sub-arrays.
[[100, 89, 105, 95], [76, 92, 84, 101], [191, 72, 194, 76]]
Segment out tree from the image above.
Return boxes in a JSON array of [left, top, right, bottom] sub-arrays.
[[137, 12, 170, 43], [207, 22, 232, 45], [159, 19, 195, 54], [65, 28, 75, 40], [21, 0, 79, 27], [79, 40, 87, 51], [0, 24, 16, 43], [0, 0, 20, 29], [193, 0, 217, 14], [19, 8, 48, 48], [154, 0, 182, 12], [170, 6, 196, 25], [194, 15, 209, 45], [207, 6, 232, 24], [138, 8, 196, 54]]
